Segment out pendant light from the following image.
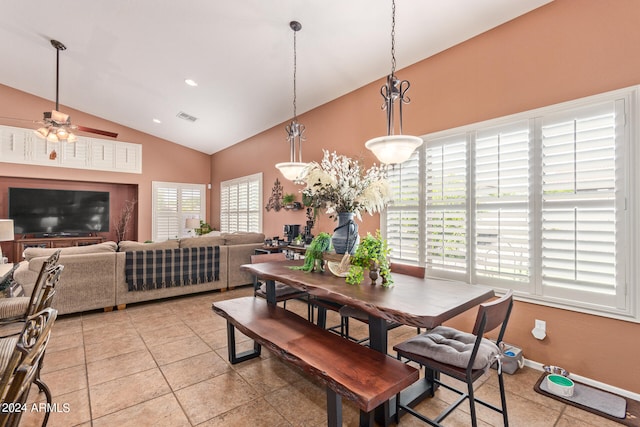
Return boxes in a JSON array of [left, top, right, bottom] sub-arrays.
[[276, 21, 308, 181], [365, 0, 422, 165]]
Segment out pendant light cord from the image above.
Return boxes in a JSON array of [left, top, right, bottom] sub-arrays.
[[390, 0, 396, 77]]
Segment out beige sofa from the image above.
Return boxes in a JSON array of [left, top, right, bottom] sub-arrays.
[[13, 232, 264, 315]]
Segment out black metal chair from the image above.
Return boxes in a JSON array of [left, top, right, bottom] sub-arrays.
[[251, 253, 310, 317], [393, 290, 514, 427]]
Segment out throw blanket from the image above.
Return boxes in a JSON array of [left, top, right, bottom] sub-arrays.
[[125, 246, 219, 291]]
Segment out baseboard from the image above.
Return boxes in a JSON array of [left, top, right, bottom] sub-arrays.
[[524, 359, 640, 402]]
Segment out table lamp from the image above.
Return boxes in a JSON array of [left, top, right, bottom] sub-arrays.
[[185, 218, 200, 236], [0, 219, 15, 264]]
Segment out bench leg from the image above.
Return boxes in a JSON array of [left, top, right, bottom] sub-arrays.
[[326, 389, 342, 427], [226, 321, 261, 364]]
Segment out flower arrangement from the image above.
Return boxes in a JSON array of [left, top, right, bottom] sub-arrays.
[[296, 150, 391, 220]]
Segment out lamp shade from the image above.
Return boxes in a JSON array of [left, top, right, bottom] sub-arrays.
[[0, 219, 15, 242], [276, 162, 307, 181], [185, 218, 200, 229], [365, 135, 423, 165]]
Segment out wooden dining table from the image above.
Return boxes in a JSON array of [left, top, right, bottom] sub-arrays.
[[241, 260, 495, 425]]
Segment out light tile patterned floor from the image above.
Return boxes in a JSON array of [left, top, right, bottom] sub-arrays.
[[15, 286, 623, 426]]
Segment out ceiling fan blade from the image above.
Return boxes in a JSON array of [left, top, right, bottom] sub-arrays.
[[75, 125, 118, 138]]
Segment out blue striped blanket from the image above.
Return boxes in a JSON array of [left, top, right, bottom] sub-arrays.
[[125, 246, 220, 291]]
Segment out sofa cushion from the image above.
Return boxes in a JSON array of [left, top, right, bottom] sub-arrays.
[[118, 240, 179, 252], [221, 232, 265, 245], [24, 241, 118, 261], [179, 236, 226, 248]]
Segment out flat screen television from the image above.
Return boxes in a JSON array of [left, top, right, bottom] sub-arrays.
[[8, 187, 110, 236]]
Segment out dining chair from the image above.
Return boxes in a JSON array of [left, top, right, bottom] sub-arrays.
[[0, 307, 58, 427], [250, 252, 310, 317], [339, 263, 426, 344], [393, 290, 514, 427], [0, 250, 61, 327]]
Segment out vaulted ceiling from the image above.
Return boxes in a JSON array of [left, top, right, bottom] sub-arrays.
[[0, 0, 552, 154]]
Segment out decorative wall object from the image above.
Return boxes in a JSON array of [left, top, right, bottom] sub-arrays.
[[265, 178, 283, 212]]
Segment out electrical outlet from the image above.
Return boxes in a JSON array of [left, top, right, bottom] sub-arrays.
[[535, 319, 546, 331]]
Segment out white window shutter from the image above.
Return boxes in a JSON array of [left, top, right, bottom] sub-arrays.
[[152, 182, 206, 241], [425, 135, 468, 275], [220, 173, 262, 233], [474, 122, 531, 284], [540, 102, 620, 305]]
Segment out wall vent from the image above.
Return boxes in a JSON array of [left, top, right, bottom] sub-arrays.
[[176, 111, 198, 122]]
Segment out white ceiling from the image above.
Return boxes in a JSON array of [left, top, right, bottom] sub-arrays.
[[0, 0, 552, 155]]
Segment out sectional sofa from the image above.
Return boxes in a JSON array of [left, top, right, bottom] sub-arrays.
[[12, 232, 265, 315]]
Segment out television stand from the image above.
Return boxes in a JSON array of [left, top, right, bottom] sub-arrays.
[[14, 236, 105, 261]]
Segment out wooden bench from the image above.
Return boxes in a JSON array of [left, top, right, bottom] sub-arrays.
[[212, 297, 419, 427]]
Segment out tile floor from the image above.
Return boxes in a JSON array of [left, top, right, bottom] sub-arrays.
[[14, 286, 624, 426]]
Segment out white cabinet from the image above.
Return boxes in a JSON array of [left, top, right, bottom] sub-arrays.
[[0, 124, 141, 173]]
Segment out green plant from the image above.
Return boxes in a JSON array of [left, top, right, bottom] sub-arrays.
[[291, 232, 332, 272], [282, 193, 296, 204], [346, 230, 393, 286], [196, 220, 213, 236]]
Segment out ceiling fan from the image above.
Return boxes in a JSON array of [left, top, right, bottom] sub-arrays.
[[1, 39, 118, 142]]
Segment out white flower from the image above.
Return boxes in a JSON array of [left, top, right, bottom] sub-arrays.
[[296, 150, 392, 220]]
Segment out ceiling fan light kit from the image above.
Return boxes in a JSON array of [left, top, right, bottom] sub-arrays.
[[365, 0, 422, 165], [33, 39, 117, 145]]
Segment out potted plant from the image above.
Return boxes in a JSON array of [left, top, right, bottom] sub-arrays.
[[346, 231, 393, 286], [196, 220, 213, 236], [291, 232, 332, 272]]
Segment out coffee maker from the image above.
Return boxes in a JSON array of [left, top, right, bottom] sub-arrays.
[[283, 224, 300, 243]]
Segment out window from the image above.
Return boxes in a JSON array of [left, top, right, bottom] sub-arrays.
[[220, 173, 262, 233], [385, 87, 637, 320], [152, 182, 206, 241]]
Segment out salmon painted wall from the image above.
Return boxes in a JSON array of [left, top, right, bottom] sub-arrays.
[[0, 84, 212, 242], [211, 0, 640, 393]]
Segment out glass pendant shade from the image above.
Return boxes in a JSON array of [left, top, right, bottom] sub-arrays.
[[366, 0, 422, 165], [365, 134, 423, 165], [276, 162, 306, 181]]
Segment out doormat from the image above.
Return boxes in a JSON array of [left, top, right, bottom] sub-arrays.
[[534, 373, 640, 426]]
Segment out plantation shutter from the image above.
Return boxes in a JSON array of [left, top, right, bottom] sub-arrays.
[[386, 151, 420, 262], [473, 121, 531, 285], [424, 134, 468, 276], [540, 101, 624, 307], [154, 186, 179, 241], [152, 182, 206, 241], [220, 173, 262, 233]]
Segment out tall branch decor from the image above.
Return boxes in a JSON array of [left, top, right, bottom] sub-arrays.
[[114, 199, 137, 242]]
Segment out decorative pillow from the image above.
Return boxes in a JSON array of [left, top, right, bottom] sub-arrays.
[[117, 240, 179, 252], [398, 325, 499, 370], [24, 241, 118, 261], [179, 236, 225, 248], [221, 232, 265, 245]]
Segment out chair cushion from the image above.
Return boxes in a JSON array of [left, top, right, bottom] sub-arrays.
[[0, 297, 30, 320], [0, 336, 18, 374], [396, 325, 499, 370]]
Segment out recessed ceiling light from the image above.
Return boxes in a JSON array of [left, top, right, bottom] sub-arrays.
[[185, 79, 198, 87], [153, 118, 162, 124]]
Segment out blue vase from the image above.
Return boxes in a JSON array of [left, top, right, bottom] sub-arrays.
[[332, 212, 359, 255]]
